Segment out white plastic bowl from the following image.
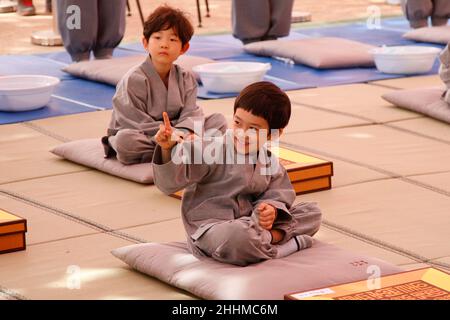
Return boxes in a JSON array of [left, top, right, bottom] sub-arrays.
[[193, 62, 271, 93], [0, 75, 60, 112], [371, 46, 442, 75]]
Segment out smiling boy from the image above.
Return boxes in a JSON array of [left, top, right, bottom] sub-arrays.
[[102, 5, 227, 165], [152, 82, 322, 267]]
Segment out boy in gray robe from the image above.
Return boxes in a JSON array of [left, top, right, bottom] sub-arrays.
[[102, 5, 227, 165], [403, 0, 450, 28], [152, 82, 322, 267], [440, 43, 450, 104]]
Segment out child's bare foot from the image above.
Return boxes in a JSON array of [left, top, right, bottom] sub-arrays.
[[270, 229, 285, 244]]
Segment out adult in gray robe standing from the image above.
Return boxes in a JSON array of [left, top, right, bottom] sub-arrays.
[[57, 0, 126, 62], [403, 0, 450, 28], [232, 0, 294, 44]]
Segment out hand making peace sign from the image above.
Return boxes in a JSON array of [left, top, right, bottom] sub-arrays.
[[155, 112, 183, 150]]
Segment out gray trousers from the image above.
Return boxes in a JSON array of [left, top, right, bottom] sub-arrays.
[[193, 202, 322, 267], [403, 0, 450, 28], [111, 113, 228, 165], [232, 0, 294, 43], [57, 0, 126, 62]]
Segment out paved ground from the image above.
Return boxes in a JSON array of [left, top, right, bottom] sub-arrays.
[[1, 74, 449, 299], [4, 0, 448, 301], [0, 0, 403, 55]]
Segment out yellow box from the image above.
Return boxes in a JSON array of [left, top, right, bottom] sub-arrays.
[[171, 147, 333, 199], [0, 208, 27, 254], [285, 268, 450, 300]]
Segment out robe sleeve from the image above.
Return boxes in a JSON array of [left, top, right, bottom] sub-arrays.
[[173, 71, 205, 136], [440, 44, 450, 102], [253, 165, 296, 223], [108, 71, 163, 136], [152, 141, 213, 195]]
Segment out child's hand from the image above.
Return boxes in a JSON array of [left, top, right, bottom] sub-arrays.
[[183, 132, 200, 141], [258, 203, 277, 230], [155, 112, 183, 150]]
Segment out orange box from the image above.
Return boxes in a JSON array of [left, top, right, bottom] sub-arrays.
[[171, 147, 333, 199], [285, 268, 450, 300], [0, 208, 27, 254], [273, 147, 333, 195]]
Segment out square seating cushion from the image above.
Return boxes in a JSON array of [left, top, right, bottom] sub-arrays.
[[50, 138, 154, 184], [403, 26, 450, 45], [244, 37, 376, 69], [382, 87, 450, 123], [111, 240, 403, 300], [62, 55, 215, 86]]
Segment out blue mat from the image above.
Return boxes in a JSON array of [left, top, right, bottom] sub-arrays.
[[198, 74, 309, 99], [1, 17, 446, 123], [0, 97, 98, 125], [293, 19, 444, 48], [120, 34, 245, 60], [121, 17, 444, 99], [197, 18, 444, 98], [0, 55, 73, 79], [0, 54, 116, 124], [39, 47, 145, 65]]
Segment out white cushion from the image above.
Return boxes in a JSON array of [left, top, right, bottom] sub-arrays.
[[383, 87, 450, 123], [51, 138, 154, 184], [244, 37, 375, 69], [112, 240, 402, 300], [403, 26, 450, 45], [62, 55, 215, 86]]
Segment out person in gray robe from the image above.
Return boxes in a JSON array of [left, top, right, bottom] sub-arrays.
[[153, 137, 322, 267], [403, 0, 450, 28], [57, 0, 126, 62], [232, 0, 295, 44], [103, 55, 227, 165], [440, 43, 450, 104], [152, 82, 322, 267]]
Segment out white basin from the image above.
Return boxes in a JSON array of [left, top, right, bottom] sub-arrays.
[[371, 46, 442, 75], [193, 62, 271, 93], [0, 75, 60, 112]]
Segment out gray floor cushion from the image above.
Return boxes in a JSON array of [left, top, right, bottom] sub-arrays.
[[403, 26, 450, 45], [111, 240, 403, 300], [51, 138, 154, 184], [244, 37, 375, 69], [382, 87, 450, 123], [62, 55, 215, 86]]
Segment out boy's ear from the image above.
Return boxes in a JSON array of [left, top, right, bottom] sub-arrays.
[[267, 128, 284, 141], [180, 43, 190, 55], [142, 36, 149, 50]]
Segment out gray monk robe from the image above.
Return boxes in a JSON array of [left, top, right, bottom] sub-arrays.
[[152, 135, 322, 266], [232, 0, 295, 43], [440, 43, 450, 104], [403, 0, 450, 28], [106, 55, 227, 165], [57, 0, 127, 62]]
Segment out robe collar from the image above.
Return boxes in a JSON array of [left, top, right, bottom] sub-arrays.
[[141, 54, 184, 116]]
